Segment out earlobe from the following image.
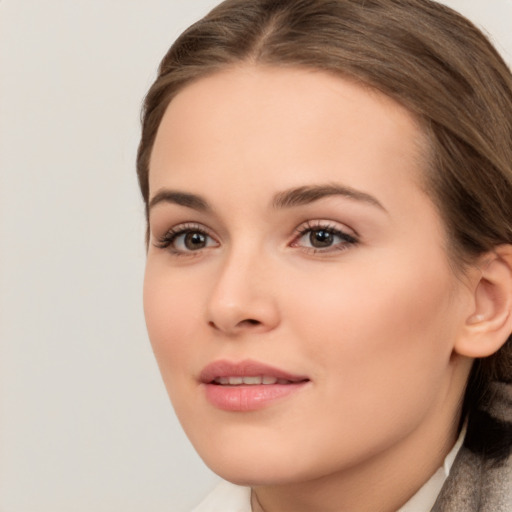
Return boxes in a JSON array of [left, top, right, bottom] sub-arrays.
[[455, 245, 512, 358]]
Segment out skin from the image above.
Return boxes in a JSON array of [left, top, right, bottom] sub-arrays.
[[144, 66, 477, 512]]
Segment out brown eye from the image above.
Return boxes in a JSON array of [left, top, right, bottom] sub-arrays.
[[292, 223, 358, 253], [184, 231, 208, 250], [309, 229, 334, 248], [155, 225, 219, 254]]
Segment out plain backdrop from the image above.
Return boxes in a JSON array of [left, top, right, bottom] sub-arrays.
[[0, 1, 511, 511]]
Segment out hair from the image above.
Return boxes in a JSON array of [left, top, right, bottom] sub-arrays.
[[137, 0, 512, 459]]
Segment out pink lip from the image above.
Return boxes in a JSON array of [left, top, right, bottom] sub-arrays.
[[199, 359, 310, 412], [200, 359, 308, 383]]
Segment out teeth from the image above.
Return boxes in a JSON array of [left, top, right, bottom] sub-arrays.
[[213, 376, 284, 385], [242, 376, 262, 385]]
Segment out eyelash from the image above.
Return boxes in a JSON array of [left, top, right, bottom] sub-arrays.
[[154, 221, 358, 256], [154, 223, 218, 256], [291, 221, 358, 253]]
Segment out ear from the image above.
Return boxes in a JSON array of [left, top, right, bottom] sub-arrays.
[[455, 244, 512, 358]]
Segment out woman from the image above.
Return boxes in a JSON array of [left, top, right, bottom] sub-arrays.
[[137, 0, 512, 510]]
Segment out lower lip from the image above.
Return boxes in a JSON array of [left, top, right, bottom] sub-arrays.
[[203, 382, 308, 412]]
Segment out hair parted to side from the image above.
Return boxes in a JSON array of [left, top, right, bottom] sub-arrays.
[[137, 0, 512, 457]]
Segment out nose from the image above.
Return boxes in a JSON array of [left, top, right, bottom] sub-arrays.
[[206, 247, 280, 336]]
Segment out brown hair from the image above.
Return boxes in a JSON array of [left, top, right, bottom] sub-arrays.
[[137, 0, 512, 455]]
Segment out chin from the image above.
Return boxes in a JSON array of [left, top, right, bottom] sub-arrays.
[[189, 428, 335, 488], [206, 457, 310, 487], [198, 443, 293, 485]]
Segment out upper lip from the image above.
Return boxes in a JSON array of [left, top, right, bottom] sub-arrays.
[[199, 359, 309, 384]]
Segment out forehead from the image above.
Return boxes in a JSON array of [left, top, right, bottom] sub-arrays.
[[149, 65, 429, 205]]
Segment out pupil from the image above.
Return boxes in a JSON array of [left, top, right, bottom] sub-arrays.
[[185, 232, 206, 250], [310, 230, 332, 248]]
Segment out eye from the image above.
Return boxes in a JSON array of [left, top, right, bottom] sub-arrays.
[[154, 223, 219, 255], [291, 222, 358, 252]]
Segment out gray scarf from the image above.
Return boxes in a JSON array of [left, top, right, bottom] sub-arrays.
[[432, 382, 512, 511]]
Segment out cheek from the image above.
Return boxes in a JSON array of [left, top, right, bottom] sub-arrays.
[[143, 263, 202, 377], [287, 256, 459, 402], [269, 262, 461, 467]]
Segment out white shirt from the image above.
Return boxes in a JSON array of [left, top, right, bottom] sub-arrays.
[[192, 430, 465, 512]]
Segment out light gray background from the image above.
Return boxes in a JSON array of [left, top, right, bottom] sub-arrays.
[[1, 1, 511, 511]]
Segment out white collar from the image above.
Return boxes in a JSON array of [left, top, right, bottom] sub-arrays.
[[398, 425, 466, 512]]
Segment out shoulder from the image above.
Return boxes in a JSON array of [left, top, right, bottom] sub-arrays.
[[191, 480, 252, 512]]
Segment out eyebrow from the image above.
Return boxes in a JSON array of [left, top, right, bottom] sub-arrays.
[[148, 190, 211, 212], [148, 183, 386, 213], [272, 183, 386, 212]]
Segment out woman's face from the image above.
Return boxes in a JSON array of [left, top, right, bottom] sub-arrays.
[[144, 66, 473, 486]]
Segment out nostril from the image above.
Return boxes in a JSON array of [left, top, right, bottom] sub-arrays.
[[207, 317, 268, 333], [239, 318, 261, 327]]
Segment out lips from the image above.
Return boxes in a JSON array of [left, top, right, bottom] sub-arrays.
[[199, 359, 310, 412], [200, 359, 308, 384], [213, 375, 291, 385]]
